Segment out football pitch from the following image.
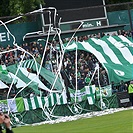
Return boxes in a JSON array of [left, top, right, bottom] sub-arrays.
[[11, 109, 132, 133]]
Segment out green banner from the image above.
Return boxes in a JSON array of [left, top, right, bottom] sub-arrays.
[[0, 97, 24, 113], [69, 85, 96, 105], [95, 85, 112, 100]]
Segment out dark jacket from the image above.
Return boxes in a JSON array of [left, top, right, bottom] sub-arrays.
[[0, 126, 13, 133], [6, 128, 13, 133]]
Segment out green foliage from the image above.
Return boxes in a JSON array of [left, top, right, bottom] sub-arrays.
[[0, 0, 44, 17]]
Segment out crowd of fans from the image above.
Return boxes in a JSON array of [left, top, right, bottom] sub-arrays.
[[0, 30, 131, 99]]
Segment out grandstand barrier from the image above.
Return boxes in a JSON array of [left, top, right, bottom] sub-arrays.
[[116, 91, 131, 108], [9, 94, 119, 126]]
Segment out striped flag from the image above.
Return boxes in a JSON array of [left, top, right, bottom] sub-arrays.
[[85, 85, 96, 105], [66, 35, 133, 83], [24, 85, 96, 111], [69, 85, 96, 105], [23, 91, 67, 111]]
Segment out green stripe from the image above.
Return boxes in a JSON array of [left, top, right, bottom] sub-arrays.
[[102, 36, 130, 65], [41, 97, 45, 107], [88, 39, 113, 64], [15, 97, 25, 112], [27, 98, 33, 110], [48, 95, 52, 107], [60, 95, 64, 104], [53, 93, 57, 105]]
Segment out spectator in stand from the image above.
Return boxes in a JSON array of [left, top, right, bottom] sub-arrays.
[[119, 80, 128, 92], [87, 56, 95, 71], [77, 77, 85, 89], [99, 69, 109, 87], [1, 30, 132, 93], [85, 73, 91, 86], [111, 81, 118, 94]]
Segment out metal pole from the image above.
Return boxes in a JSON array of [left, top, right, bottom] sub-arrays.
[[40, 4, 45, 33], [102, 0, 109, 26]]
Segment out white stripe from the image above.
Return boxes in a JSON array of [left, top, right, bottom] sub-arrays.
[[8, 72, 26, 88], [44, 97, 48, 107], [91, 85, 96, 94], [26, 61, 31, 68], [37, 96, 43, 108], [56, 93, 60, 105], [50, 93, 54, 106], [30, 97, 36, 110], [91, 38, 122, 65], [23, 98, 29, 111], [118, 35, 133, 46], [87, 97, 93, 105], [66, 42, 77, 50], [0, 80, 9, 89], [81, 41, 107, 64], [85, 86, 90, 95], [61, 90, 67, 104], [85, 85, 95, 105], [29, 60, 34, 68], [77, 90, 82, 102], [108, 36, 133, 64]]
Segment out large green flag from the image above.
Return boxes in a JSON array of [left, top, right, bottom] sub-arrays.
[[7, 64, 39, 94], [66, 35, 133, 83], [20, 59, 64, 91]]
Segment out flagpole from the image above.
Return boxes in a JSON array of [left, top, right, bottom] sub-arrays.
[[75, 42, 78, 103], [97, 63, 105, 110]]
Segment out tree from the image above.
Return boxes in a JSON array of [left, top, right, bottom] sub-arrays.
[[0, 0, 10, 17], [0, 0, 45, 17]]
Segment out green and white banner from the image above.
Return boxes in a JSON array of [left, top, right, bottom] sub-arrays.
[[66, 35, 133, 83], [95, 85, 112, 100], [23, 91, 67, 111], [85, 85, 96, 105], [69, 85, 96, 105], [0, 97, 24, 113], [69, 87, 87, 102]]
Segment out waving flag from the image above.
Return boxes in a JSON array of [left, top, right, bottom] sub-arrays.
[[66, 35, 133, 83], [23, 91, 67, 111]]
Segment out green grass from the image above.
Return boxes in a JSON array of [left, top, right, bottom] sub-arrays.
[[9, 109, 133, 133]]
